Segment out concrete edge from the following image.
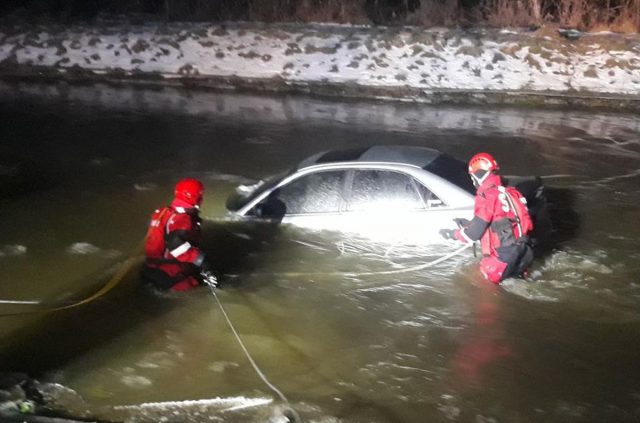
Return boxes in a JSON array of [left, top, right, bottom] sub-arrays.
[[2, 65, 640, 111]]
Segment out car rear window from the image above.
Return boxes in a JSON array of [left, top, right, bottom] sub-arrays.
[[423, 155, 475, 195], [314, 147, 369, 164]]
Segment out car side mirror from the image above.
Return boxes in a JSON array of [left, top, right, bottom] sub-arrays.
[[251, 203, 265, 218], [252, 195, 286, 220], [427, 198, 444, 207]]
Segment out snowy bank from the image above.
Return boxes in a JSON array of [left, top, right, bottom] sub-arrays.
[[1, 21, 640, 108]]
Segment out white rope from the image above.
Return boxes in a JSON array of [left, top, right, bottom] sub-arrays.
[[346, 243, 472, 276], [207, 285, 302, 423], [254, 242, 472, 279], [203, 242, 471, 423]]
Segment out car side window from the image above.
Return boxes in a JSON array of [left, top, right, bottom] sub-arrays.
[[269, 170, 346, 214], [416, 182, 445, 208], [347, 170, 425, 212]]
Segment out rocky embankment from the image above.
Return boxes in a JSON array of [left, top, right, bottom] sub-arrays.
[[0, 372, 283, 422], [0, 372, 81, 422], [1, 21, 640, 108]]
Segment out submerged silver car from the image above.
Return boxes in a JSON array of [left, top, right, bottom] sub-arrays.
[[226, 145, 546, 244]]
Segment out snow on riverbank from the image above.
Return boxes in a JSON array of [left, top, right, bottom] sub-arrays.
[[1, 21, 639, 103]]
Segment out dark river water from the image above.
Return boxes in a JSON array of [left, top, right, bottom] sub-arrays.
[[1, 81, 639, 422]]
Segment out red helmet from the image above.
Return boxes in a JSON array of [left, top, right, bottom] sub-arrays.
[[468, 152, 499, 174], [174, 178, 204, 206], [468, 153, 499, 187]]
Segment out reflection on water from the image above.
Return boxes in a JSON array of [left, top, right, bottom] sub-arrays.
[[1, 82, 640, 422]]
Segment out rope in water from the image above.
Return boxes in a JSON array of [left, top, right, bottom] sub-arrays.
[[252, 242, 472, 279], [347, 242, 472, 276], [206, 284, 302, 423], [205, 242, 472, 422], [0, 246, 142, 316], [2, 235, 469, 423]]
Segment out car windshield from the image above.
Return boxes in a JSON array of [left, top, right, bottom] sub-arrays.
[[423, 154, 475, 195], [226, 169, 293, 212]]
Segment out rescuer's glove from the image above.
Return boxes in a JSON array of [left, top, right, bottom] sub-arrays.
[[199, 260, 218, 288], [201, 270, 219, 288], [439, 229, 456, 240], [453, 218, 470, 228]]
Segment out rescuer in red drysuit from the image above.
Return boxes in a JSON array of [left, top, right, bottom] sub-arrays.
[[142, 178, 216, 292], [440, 153, 534, 283]]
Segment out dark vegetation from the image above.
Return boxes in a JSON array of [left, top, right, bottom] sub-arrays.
[[1, 0, 639, 31]]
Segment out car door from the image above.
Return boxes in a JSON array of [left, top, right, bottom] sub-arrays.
[[247, 169, 349, 231], [342, 168, 455, 243]]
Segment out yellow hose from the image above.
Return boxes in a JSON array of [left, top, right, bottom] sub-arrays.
[[0, 244, 143, 317]]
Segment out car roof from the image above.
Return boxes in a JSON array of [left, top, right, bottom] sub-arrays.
[[297, 145, 442, 170]]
